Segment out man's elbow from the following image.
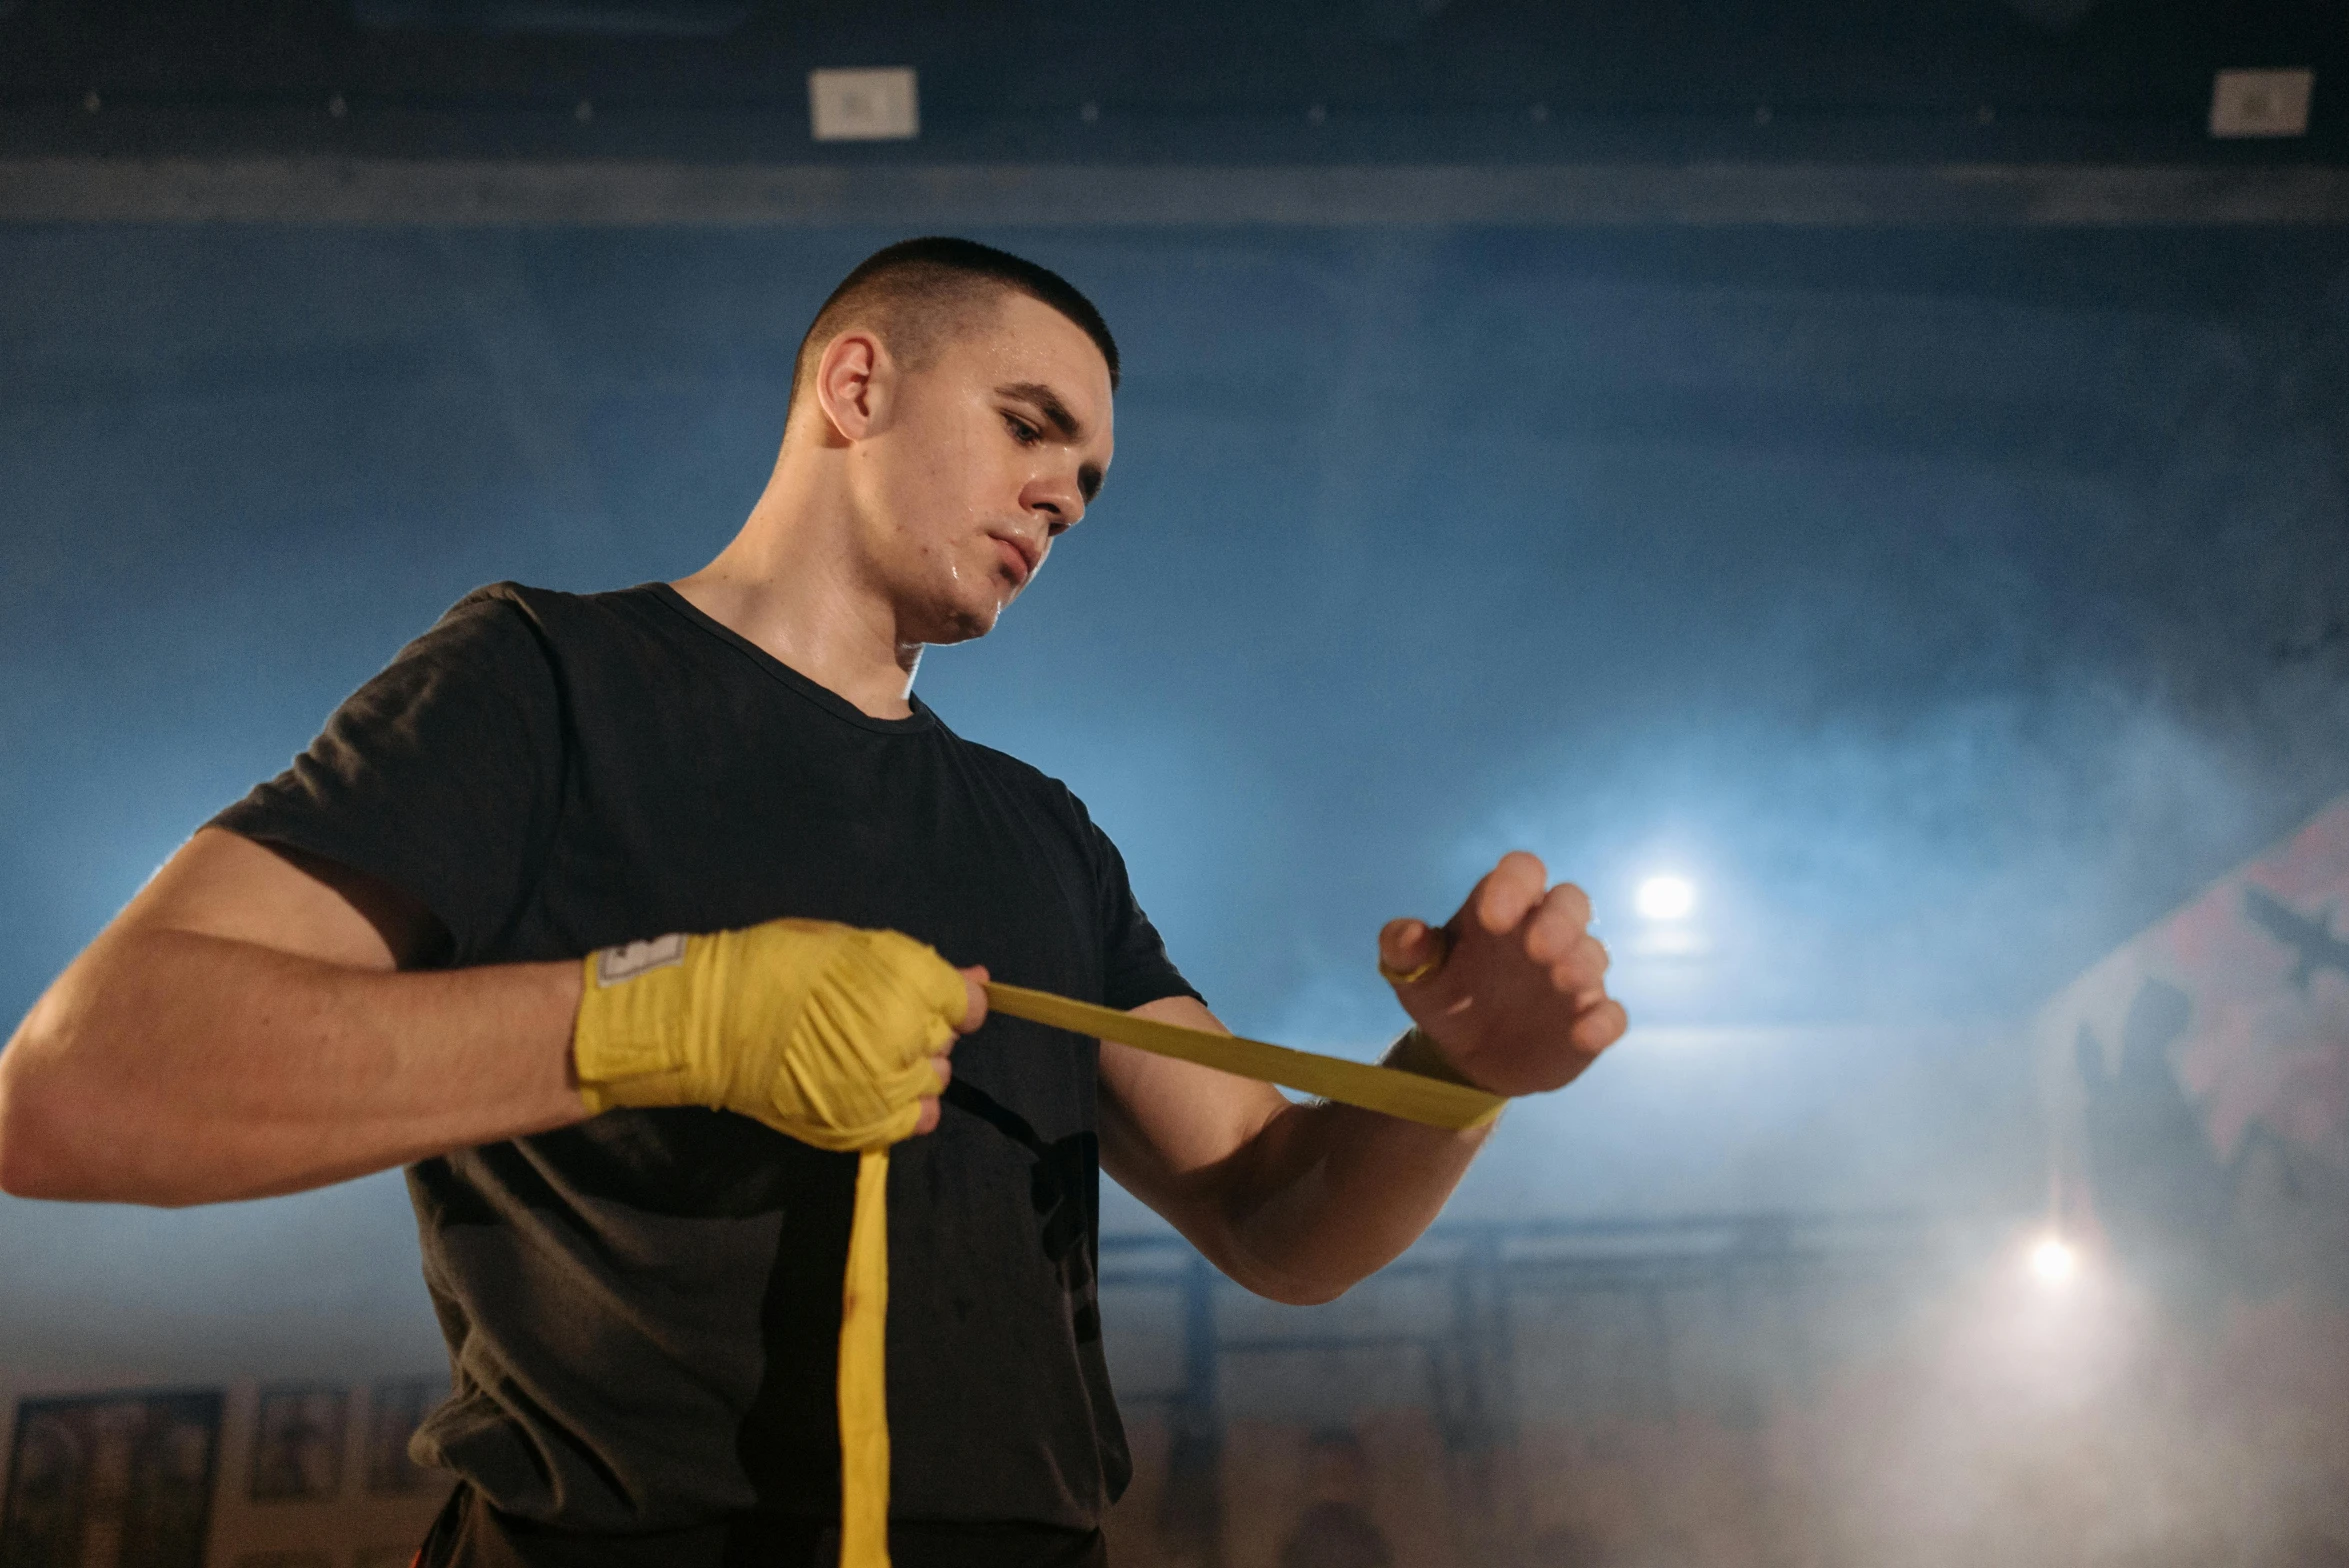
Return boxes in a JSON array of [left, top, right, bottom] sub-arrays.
[[0, 1000, 126, 1202], [1254, 1275, 1353, 1309], [0, 1042, 80, 1200], [1189, 1195, 1373, 1306], [1211, 1239, 1360, 1308]]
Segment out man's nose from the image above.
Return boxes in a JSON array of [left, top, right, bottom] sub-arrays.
[[1028, 477, 1084, 534]]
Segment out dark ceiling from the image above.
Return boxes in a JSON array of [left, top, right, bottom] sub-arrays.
[[0, 0, 2341, 166]]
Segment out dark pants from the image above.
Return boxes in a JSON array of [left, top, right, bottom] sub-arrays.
[[416, 1485, 1109, 1568]]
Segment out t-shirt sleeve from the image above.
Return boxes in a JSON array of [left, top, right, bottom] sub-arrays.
[[208, 587, 564, 965], [1071, 800, 1202, 1013]]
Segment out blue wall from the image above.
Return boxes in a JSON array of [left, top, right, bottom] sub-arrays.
[[3, 222, 2346, 1376]]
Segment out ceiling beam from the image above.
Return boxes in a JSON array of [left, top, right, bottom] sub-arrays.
[[4, 157, 2346, 226]]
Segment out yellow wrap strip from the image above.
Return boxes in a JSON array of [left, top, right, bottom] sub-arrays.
[[984, 981, 1505, 1130], [838, 1147, 893, 1568], [572, 922, 968, 1568]]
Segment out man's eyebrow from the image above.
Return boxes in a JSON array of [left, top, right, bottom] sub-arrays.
[[996, 381, 1084, 443]]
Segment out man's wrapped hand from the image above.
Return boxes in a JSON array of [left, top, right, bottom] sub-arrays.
[[571, 919, 973, 1150]]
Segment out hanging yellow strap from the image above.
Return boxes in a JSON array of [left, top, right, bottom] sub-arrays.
[[837, 1147, 894, 1568], [827, 983, 1502, 1568], [569, 920, 966, 1568]]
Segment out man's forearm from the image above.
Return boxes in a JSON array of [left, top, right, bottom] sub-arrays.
[[1207, 855, 1622, 1301], [1207, 1095, 1492, 1306], [1098, 999, 1495, 1306], [0, 927, 584, 1206]]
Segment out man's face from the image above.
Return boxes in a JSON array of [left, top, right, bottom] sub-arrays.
[[846, 291, 1115, 646]]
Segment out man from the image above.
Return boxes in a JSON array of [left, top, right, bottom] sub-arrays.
[[0, 238, 1624, 1566]]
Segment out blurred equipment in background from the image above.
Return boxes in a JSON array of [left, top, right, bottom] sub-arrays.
[[2040, 792, 2349, 1317]]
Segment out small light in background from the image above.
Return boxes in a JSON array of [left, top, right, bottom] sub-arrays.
[[2209, 68, 2313, 139], [1635, 875, 1696, 922], [2028, 1233, 2078, 1288], [809, 67, 919, 142]]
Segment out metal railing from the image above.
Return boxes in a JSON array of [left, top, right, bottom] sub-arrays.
[[1096, 1210, 1987, 1565]]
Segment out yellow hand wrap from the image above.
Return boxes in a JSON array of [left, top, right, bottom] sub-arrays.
[[573, 918, 968, 1568], [573, 919, 965, 1148]]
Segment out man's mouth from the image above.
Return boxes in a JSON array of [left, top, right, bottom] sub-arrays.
[[988, 532, 1039, 587]]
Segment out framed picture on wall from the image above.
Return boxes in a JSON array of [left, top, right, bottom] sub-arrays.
[[0, 1389, 223, 1568], [249, 1387, 348, 1503], [364, 1378, 444, 1496]]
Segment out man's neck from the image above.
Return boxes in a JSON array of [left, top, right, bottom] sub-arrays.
[[671, 485, 921, 721]]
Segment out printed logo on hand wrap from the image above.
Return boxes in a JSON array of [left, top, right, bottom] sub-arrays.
[[595, 933, 687, 986]]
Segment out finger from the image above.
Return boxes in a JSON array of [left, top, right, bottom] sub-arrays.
[[1566, 972, 1612, 1015], [1538, 880, 1594, 932], [1473, 851, 1548, 935], [1378, 917, 1441, 975], [956, 965, 990, 1033], [1546, 932, 1610, 993], [908, 1053, 954, 1135], [1522, 885, 1594, 968], [1568, 998, 1629, 1054]]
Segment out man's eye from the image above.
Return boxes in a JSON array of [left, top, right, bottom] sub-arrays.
[[1004, 414, 1040, 445]]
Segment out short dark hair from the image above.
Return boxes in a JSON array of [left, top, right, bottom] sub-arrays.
[[788, 237, 1120, 418]]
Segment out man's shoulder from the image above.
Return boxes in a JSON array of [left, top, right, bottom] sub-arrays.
[[937, 729, 1095, 830], [438, 579, 666, 635], [411, 580, 697, 673]]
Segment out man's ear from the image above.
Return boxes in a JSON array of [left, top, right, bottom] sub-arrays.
[[813, 329, 891, 443]]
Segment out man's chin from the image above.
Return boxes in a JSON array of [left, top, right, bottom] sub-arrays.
[[925, 598, 1005, 647]]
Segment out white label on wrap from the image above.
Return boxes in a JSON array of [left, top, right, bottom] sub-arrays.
[[595, 932, 687, 986]]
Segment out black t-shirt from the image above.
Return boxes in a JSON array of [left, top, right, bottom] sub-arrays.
[[212, 581, 1198, 1540]]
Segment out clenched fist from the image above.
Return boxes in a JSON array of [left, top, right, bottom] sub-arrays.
[[1379, 851, 1626, 1098]]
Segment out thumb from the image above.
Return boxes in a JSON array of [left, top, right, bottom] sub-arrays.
[[1379, 918, 1444, 980], [956, 965, 990, 1035]]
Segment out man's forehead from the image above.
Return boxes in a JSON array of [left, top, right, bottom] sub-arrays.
[[964, 295, 1114, 418]]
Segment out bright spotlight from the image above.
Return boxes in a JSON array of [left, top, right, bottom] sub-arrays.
[[2028, 1234, 2078, 1288], [1635, 875, 1696, 921]]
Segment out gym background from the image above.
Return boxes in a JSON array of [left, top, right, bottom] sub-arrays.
[[1, 2, 2346, 1564]]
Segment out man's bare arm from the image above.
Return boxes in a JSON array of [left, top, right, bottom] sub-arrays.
[[1099, 1003, 1494, 1306], [0, 827, 586, 1206], [1098, 852, 1625, 1307]]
